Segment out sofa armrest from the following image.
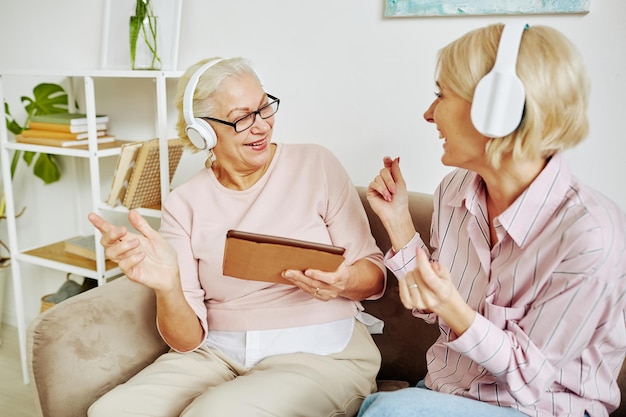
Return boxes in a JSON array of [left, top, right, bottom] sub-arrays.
[[27, 276, 168, 417]]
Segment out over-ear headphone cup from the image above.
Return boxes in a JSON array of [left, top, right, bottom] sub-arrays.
[[186, 118, 217, 150], [182, 58, 225, 150], [471, 72, 525, 138]]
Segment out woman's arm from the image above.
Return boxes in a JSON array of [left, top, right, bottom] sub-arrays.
[[88, 210, 204, 352], [367, 156, 417, 251]]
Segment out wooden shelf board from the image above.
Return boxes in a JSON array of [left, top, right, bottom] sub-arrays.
[[56, 139, 132, 150], [4, 139, 136, 158], [23, 241, 118, 271]]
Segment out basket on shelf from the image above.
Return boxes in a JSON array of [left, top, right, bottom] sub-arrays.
[[39, 296, 56, 314], [40, 274, 98, 313]]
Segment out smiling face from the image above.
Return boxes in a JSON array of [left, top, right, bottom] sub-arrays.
[[207, 72, 276, 183], [423, 81, 489, 171]]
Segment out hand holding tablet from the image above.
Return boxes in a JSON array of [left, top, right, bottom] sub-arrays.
[[222, 230, 345, 285]]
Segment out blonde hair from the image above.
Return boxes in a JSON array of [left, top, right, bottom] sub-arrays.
[[436, 23, 590, 167], [173, 57, 261, 152]]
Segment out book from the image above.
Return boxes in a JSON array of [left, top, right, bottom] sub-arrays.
[[122, 138, 184, 209], [27, 121, 108, 133], [15, 134, 116, 148], [21, 129, 107, 140], [106, 141, 143, 206], [64, 235, 108, 261], [223, 230, 345, 285], [29, 113, 109, 126]]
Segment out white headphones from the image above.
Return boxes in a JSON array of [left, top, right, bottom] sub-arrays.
[[182, 58, 225, 150], [470, 22, 528, 138]]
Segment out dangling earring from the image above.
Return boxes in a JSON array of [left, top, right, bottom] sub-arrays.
[[205, 149, 216, 168]]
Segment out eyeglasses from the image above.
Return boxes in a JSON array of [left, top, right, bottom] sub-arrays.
[[200, 94, 280, 133]]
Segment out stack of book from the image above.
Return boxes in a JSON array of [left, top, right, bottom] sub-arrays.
[[15, 113, 115, 147], [63, 235, 106, 261]]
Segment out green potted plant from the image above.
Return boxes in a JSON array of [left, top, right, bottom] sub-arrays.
[[130, 0, 162, 70], [1, 82, 66, 261]]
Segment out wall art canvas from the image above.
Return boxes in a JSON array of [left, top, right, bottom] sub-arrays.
[[385, 1, 590, 17]]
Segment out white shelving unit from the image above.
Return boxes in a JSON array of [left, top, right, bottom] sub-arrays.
[[0, 69, 183, 384]]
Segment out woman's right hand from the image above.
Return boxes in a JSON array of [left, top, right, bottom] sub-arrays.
[[88, 210, 180, 292], [367, 156, 416, 251]]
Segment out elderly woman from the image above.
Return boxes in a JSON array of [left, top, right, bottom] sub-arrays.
[[361, 23, 626, 417], [87, 57, 385, 417]]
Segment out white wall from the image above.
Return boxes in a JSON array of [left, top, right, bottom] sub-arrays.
[[0, 0, 625, 326]]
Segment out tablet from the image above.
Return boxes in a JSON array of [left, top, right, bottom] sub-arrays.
[[222, 230, 346, 285]]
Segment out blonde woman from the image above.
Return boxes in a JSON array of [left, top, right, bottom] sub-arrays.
[[363, 23, 626, 417]]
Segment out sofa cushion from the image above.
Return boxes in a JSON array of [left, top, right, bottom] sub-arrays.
[[356, 187, 440, 386]]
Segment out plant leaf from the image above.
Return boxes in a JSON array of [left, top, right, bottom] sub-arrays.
[[10, 150, 21, 178], [22, 83, 68, 121], [130, 16, 141, 69], [22, 151, 35, 166], [33, 153, 61, 184], [136, 0, 151, 17], [3, 101, 23, 135]]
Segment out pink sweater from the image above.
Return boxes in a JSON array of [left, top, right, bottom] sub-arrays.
[[160, 143, 384, 335]]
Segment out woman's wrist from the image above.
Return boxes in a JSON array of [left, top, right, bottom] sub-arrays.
[[436, 291, 476, 337], [384, 213, 417, 252]]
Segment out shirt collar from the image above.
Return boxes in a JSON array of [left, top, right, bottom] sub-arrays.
[[447, 169, 483, 216], [447, 154, 573, 248], [499, 153, 572, 247]]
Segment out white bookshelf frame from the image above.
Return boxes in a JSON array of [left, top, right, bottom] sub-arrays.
[[0, 69, 182, 384]]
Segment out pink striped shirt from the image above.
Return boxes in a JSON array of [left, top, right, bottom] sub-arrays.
[[386, 154, 626, 417]]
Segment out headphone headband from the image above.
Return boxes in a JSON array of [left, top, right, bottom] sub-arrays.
[[470, 22, 528, 138]]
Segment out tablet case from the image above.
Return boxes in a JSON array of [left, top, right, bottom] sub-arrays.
[[223, 230, 346, 285]]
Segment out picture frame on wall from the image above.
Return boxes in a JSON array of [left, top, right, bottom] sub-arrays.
[[385, 0, 590, 17], [100, 0, 183, 71]]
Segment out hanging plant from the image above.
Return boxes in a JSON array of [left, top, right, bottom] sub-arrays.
[[130, 0, 162, 70]]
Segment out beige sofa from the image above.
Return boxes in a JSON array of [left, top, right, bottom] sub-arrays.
[[27, 188, 626, 417]]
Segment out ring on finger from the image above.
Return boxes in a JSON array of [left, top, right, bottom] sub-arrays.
[[314, 287, 320, 296], [409, 283, 418, 289]]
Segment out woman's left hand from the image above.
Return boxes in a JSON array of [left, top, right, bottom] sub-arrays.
[[282, 262, 350, 301], [88, 210, 180, 292], [399, 249, 453, 311], [400, 248, 475, 336]]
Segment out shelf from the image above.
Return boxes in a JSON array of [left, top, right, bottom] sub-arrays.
[[0, 69, 184, 79], [3, 139, 134, 157], [18, 241, 120, 280], [0, 70, 179, 384]]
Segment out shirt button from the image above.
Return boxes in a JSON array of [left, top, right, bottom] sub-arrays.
[[477, 365, 485, 372]]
